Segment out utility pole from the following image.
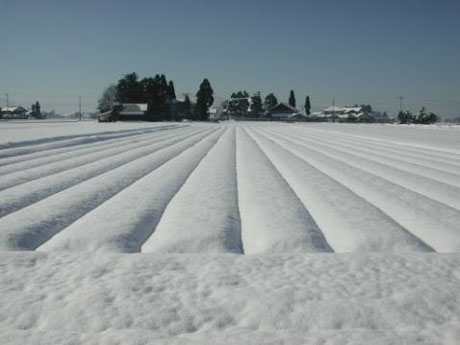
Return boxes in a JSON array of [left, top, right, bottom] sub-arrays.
[[6, 93, 9, 108], [79, 95, 82, 121], [332, 96, 336, 123], [398, 96, 403, 113]]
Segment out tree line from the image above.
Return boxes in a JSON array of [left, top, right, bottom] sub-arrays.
[[98, 73, 214, 121], [397, 107, 437, 124], [224, 90, 311, 118]]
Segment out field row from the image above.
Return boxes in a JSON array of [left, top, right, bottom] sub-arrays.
[[0, 123, 459, 253]]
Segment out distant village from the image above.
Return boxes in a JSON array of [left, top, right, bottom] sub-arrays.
[[1, 72, 448, 124], [0, 102, 44, 120]]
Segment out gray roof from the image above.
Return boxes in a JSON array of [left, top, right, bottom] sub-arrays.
[[270, 102, 300, 113]]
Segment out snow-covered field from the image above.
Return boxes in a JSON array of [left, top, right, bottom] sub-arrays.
[[0, 121, 459, 344]]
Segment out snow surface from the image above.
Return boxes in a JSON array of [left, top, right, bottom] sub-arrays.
[[1, 121, 460, 344], [1, 252, 460, 345]]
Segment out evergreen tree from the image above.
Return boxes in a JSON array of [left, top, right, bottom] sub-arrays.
[[360, 104, 373, 114], [289, 90, 296, 107], [183, 94, 192, 119], [250, 92, 263, 117], [160, 75, 169, 96], [226, 98, 239, 117], [225, 91, 250, 117], [234, 91, 249, 98], [397, 110, 415, 124], [116, 72, 143, 103], [141, 77, 169, 121], [168, 81, 176, 100], [304, 96, 311, 115], [428, 112, 438, 123], [264, 93, 278, 110], [30, 102, 42, 119], [34, 101, 42, 119], [195, 78, 214, 121], [141, 77, 158, 120], [415, 106, 438, 124], [30, 103, 35, 119]]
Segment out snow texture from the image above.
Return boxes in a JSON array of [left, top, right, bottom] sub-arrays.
[[1, 252, 460, 345], [1, 120, 459, 344]]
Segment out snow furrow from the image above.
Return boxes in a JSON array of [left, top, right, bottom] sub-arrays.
[[292, 128, 460, 167], [0, 127, 196, 190], [0, 126, 192, 176], [141, 127, 243, 254], [236, 128, 332, 254], [0, 123, 181, 149], [39, 129, 225, 253], [246, 127, 433, 253], [294, 128, 460, 177], [255, 127, 460, 252], [299, 124, 460, 155], [263, 127, 460, 209], [0, 127, 209, 218], [0, 124, 184, 157], [276, 128, 460, 187], [0, 128, 180, 167], [0, 128, 218, 251]]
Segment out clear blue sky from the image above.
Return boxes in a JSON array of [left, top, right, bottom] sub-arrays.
[[1, 0, 459, 117]]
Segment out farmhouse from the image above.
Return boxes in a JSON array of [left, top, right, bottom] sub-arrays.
[[267, 103, 301, 118], [0, 106, 28, 119], [98, 100, 189, 122], [98, 103, 147, 122], [118, 104, 147, 120], [309, 105, 388, 123]]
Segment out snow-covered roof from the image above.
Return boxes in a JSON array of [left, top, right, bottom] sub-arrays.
[[311, 112, 324, 116], [1, 106, 28, 113], [323, 106, 344, 112], [310, 112, 333, 118], [287, 113, 307, 118], [343, 107, 363, 114], [120, 104, 148, 112], [324, 106, 367, 114], [355, 112, 372, 118], [168, 99, 185, 105], [281, 103, 300, 113]]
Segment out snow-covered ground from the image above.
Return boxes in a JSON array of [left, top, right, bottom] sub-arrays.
[[0, 121, 459, 344], [1, 252, 460, 345]]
